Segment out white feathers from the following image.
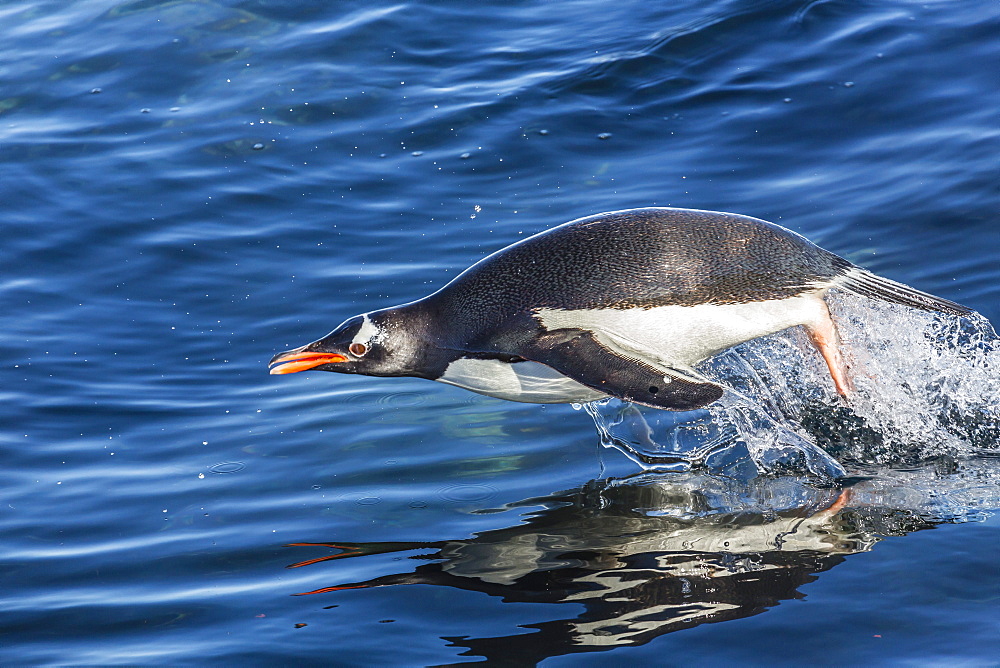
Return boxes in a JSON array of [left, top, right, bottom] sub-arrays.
[[437, 293, 835, 405], [533, 293, 830, 369], [352, 313, 383, 347], [437, 358, 608, 403]]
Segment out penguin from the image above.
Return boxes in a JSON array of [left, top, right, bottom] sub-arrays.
[[268, 208, 970, 411]]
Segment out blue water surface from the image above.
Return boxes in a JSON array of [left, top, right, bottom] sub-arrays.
[[2, 0, 998, 664]]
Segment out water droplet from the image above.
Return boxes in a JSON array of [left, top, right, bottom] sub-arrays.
[[597, 132, 612, 140], [538, 129, 550, 135], [460, 152, 471, 159], [140, 108, 151, 113], [90, 87, 102, 94], [252, 143, 264, 150], [411, 150, 423, 157], [356, 496, 381, 506]]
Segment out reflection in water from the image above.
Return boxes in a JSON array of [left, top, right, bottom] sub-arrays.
[[285, 465, 999, 663], [284, 292, 999, 663]]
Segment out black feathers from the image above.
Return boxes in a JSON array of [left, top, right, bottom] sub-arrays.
[[836, 267, 971, 316]]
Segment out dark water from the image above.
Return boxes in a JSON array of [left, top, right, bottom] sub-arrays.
[[3, 0, 999, 664]]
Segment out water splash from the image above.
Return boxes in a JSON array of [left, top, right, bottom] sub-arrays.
[[587, 290, 1000, 480]]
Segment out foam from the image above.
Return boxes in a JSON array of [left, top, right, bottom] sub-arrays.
[[585, 290, 999, 483]]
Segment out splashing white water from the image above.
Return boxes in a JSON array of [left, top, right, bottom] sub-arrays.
[[586, 290, 1000, 480]]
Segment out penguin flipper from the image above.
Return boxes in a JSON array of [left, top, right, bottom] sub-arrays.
[[525, 331, 725, 411]]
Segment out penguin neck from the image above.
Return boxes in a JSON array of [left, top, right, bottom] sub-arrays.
[[369, 298, 463, 380]]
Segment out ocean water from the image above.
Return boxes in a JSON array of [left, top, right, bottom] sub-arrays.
[[2, 0, 999, 664]]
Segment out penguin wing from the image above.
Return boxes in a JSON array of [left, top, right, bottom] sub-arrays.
[[522, 330, 724, 411]]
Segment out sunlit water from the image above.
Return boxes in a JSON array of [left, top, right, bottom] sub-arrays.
[[2, 0, 998, 664]]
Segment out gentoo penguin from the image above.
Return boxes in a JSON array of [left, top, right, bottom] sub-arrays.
[[269, 208, 969, 411]]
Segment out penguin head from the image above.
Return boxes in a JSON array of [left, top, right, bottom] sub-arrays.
[[269, 308, 430, 378]]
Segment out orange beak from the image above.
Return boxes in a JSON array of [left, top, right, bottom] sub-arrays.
[[268, 351, 349, 375]]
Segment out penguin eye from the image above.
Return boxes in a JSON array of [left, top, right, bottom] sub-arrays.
[[349, 342, 368, 357]]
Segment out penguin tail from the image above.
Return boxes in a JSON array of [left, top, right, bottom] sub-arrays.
[[835, 267, 971, 316]]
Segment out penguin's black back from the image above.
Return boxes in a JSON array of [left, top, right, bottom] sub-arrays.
[[425, 208, 848, 334]]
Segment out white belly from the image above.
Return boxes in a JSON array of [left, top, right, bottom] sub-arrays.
[[436, 293, 828, 405], [436, 358, 608, 404], [534, 293, 828, 369]]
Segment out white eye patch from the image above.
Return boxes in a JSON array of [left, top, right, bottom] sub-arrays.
[[352, 313, 383, 348]]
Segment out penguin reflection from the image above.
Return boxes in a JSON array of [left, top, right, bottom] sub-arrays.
[[285, 474, 938, 663]]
